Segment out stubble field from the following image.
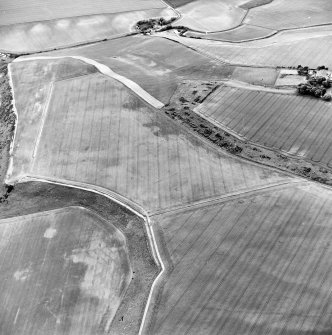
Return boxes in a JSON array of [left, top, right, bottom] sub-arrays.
[[194, 85, 332, 168]]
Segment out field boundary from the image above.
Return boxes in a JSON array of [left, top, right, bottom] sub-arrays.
[[193, 100, 332, 172], [150, 179, 305, 217], [13, 55, 165, 109], [5, 63, 18, 183], [16, 175, 167, 335]]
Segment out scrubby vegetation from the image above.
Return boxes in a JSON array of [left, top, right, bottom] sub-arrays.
[[297, 65, 331, 101], [0, 64, 16, 185], [135, 17, 177, 34]]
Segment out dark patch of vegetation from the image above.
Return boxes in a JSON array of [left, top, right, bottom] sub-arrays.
[[0, 184, 14, 203], [0, 64, 16, 185], [296, 65, 332, 101], [135, 17, 177, 34]]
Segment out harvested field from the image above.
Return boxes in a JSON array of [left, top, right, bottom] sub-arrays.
[[174, 0, 246, 32], [167, 34, 332, 69], [186, 24, 276, 42], [44, 36, 234, 104], [9, 63, 291, 212], [244, 0, 332, 30], [0, 8, 176, 53], [0, 206, 131, 335], [1, 181, 159, 335], [195, 85, 332, 168], [0, 0, 167, 25], [150, 182, 332, 334]]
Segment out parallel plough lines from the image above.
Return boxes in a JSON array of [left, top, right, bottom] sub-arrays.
[[151, 184, 332, 334], [195, 86, 332, 168], [16, 73, 290, 212], [168, 35, 332, 69]]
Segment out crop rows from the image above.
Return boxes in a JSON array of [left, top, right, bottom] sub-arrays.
[[150, 183, 332, 334], [195, 85, 332, 167], [169, 35, 332, 69], [11, 72, 290, 212]]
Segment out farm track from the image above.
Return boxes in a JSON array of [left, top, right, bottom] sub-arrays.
[[149, 182, 332, 334], [195, 86, 332, 169], [13, 56, 165, 109]]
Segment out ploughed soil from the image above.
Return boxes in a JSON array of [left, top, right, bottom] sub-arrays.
[[164, 80, 332, 186], [0, 181, 159, 335]]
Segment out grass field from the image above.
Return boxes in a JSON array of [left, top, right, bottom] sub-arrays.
[[167, 34, 332, 69], [0, 0, 167, 25], [9, 62, 292, 212], [0, 206, 131, 335], [244, 0, 332, 30], [0, 8, 176, 53], [231, 66, 279, 86], [195, 85, 332, 168], [150, 182, 332, 334]]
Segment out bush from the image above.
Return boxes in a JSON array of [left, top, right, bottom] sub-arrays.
[[322, 94, 332, 101]]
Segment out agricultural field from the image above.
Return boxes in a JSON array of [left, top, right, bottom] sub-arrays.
[[8, 60, 292, 213], [150, 182, 332, 334], [0, 206, 131, 335], [0, 8, 176, 53], [173, 0, 246, 32], [195, 85, 332, 168], [244, 0, 332, 30], [186, 24, 276, 42], [8, 58, 96, 180], [1, 181, 159, 335], [43, 35, 234, 104], [0, 0, 167, 25], [165, 34, 332, 69], [2, 0, 332, 334]]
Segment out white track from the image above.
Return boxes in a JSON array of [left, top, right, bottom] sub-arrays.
[[13, 55, 165, 109]]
